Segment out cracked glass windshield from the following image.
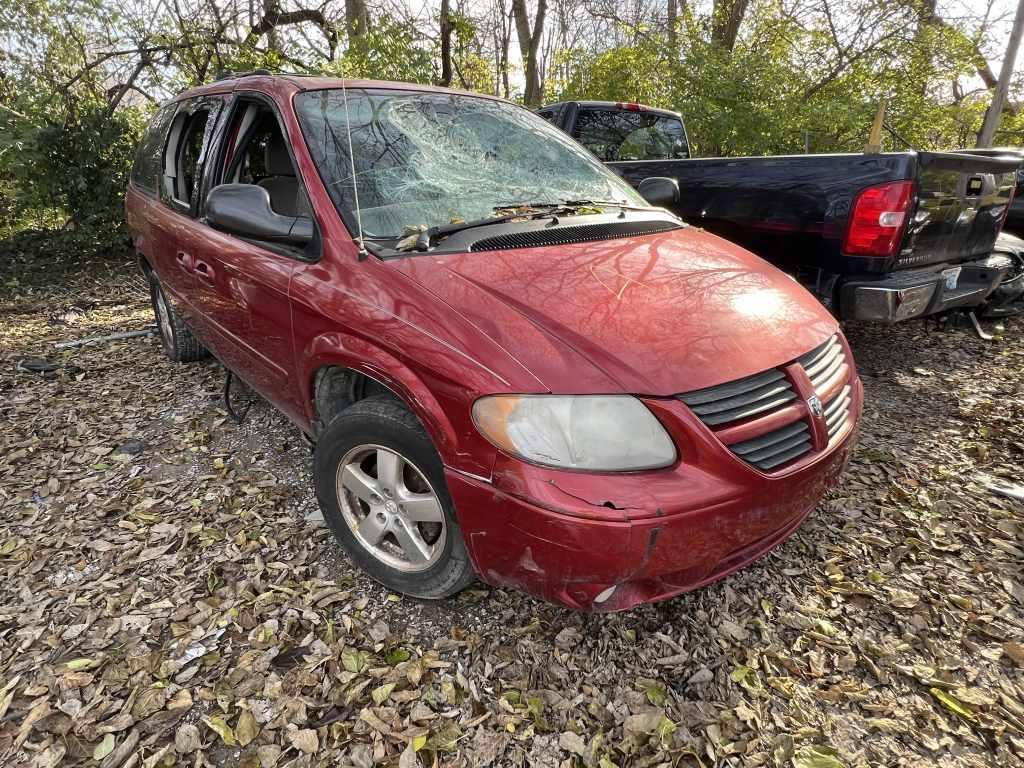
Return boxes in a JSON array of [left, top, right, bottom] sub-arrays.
[[295, 88, 646, 240]]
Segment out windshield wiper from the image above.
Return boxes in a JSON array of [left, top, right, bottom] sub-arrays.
[[562, 198, 658, 211], [398, 199, 659, 252], [407, 204, 562, 251]]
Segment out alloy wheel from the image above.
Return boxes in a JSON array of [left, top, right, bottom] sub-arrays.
[[335, 444, 446, 572], [154, 285, 174, 352]]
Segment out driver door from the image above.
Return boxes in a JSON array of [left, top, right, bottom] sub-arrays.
[[189, 93, 313, 422]]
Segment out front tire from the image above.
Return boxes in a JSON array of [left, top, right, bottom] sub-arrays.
[[149, 275, 206, 362], [314, 395, 475, 599]]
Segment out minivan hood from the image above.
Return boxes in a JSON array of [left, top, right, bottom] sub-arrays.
[[393, 226, 838, 395]]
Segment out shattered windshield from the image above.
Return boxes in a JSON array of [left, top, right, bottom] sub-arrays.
[[294, 88, 646, 239]]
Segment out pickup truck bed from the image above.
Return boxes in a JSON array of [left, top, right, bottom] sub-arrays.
[[543, 100, 1021, 322]]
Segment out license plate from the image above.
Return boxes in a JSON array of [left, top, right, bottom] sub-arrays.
[[942, 267, 961, 290]]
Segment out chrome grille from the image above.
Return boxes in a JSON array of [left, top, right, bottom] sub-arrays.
[[678, 369, 797, 426], [729, 421, 812, 471], [824, 384, 852, 442], [800, 335, 846, 393]]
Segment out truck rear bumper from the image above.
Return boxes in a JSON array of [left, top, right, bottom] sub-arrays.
[[839, 256, 1010, 322]]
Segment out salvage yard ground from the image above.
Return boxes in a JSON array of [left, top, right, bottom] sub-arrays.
[[2, 250, 1024, 768]]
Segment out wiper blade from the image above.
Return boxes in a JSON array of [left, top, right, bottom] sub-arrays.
[[492, 200, 562, 209], [562, 198, 658, 211], [408, 206, 561, 251], [397, 199, 658, 252]]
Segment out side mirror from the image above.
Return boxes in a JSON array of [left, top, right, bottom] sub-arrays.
[[206, 184, 313, 246], [637, 177, 680, 207]]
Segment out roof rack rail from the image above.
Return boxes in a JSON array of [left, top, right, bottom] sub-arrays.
[[213, 68, 273, 82]]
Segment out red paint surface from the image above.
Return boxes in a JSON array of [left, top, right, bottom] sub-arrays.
[[127, 76, 863, 611]]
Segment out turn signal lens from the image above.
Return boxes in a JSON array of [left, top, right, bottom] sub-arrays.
[[844, 181, 914, 257], [472, 395, 677, 471]]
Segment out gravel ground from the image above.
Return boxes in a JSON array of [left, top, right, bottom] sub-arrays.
[[2, 263, 1023, 768]]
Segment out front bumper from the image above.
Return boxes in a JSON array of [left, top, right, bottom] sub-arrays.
[[446, 381, 862, 612], [840, 256, 1010, 322]]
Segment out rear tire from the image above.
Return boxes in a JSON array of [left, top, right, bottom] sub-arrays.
[[314, 395, 475, 599], [149, 275, 207, 363]]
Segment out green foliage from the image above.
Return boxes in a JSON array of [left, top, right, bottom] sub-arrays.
[[0, 0, 1020, 262], [551, 35, 674, 108], [549, 3, 991, 157], [1, 0, 147, 247], [455, 53, 497, 94], [328, 16, 435, 84], [35, 103, 145, 227]]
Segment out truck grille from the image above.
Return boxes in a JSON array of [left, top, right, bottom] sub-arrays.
[[678, 334, 853, 472]]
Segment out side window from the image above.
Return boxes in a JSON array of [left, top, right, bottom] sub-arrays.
[[537, 109, 555, 123], [130, 104, 177, 195], [573, 109, 687, 162], [162, 98, 223, 213], [218, 101, 309, 218]]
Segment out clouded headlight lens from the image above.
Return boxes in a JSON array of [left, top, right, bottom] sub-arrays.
[[472, 395, 676, 471]]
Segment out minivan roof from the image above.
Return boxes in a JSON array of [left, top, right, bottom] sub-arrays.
[[171, 73, 508, 105]]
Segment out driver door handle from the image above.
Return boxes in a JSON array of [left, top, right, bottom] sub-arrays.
[[175, 251, 193, 272], [194, 260, 215, 282]]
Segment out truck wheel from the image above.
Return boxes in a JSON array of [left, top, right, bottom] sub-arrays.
[[314, 395, 475, 599], [149, 276, 207, 362]]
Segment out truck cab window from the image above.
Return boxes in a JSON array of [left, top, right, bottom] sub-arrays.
[[573, 109, 688, 161]]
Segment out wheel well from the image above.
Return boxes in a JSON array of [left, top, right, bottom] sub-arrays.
[[137, 253, 153, 279], [313, 367, 400, 435]]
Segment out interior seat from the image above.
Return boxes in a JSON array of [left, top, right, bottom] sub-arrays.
[[257, 135, 309, 217]]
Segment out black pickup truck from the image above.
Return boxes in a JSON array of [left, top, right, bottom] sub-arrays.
[[540, 100, 1021, 323]]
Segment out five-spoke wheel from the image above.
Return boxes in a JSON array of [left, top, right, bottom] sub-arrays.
[[336, 444, 447, 572], [314, 395, 475, 598]]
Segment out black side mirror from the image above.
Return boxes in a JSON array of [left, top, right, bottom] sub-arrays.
[[206, 184, 313, 246], [637, 176, 680, 207]]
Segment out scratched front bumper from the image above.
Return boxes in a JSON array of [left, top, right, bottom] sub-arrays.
[[446, 391, 860, 612]]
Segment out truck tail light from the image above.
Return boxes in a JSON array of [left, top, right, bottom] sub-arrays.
[[843, 181, 914, 257]]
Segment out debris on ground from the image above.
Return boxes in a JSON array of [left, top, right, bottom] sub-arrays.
[[2, 265, 1023, 767]]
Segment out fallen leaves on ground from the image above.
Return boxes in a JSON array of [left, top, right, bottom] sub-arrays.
[[2, 260, 1024, 767]]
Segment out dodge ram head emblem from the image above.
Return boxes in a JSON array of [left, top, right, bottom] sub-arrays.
[[807, 395, 824, 418]]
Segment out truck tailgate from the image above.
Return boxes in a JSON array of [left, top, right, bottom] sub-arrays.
[[901, 152, 1019, 269]]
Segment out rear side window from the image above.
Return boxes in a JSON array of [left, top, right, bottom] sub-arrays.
[[573, 109, 688, 162], [162, 98, 223, 212], [130, 104, 177, 195]]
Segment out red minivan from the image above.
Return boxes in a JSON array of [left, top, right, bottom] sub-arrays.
[[125, 74, 862, 612]]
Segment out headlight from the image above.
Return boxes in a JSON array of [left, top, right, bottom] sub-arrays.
[[472, 395, 677, 471]]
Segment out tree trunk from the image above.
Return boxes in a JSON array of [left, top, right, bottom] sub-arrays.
[[978, 0, 1024, 147], [502, 6, 512, 98], [710, 0, 749, 50], [439, 0, 453, 86], [346, 0, 369, 41], [667, 0, 678, 57], [512, 0, 547, 106]]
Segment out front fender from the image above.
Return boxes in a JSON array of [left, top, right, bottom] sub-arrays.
[[299, 332, 497, 478]]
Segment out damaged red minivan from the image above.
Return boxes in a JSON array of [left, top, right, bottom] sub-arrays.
[[125, 74, 862, 612]]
